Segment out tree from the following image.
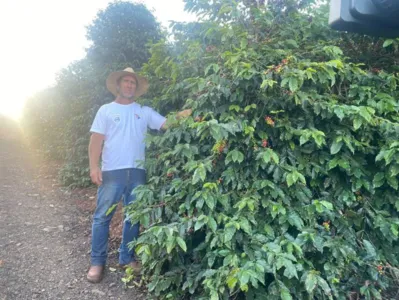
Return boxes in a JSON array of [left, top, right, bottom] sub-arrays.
[[127, 1, 399, 299], [86, 1, 162, 71]]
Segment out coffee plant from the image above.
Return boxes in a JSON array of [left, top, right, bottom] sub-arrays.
[[126, 1, 399, 299]]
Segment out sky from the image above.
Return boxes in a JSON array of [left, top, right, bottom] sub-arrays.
[[0, 0, 196, 120]]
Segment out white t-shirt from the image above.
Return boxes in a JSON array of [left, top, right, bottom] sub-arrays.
[[90, 102, 166, 171]]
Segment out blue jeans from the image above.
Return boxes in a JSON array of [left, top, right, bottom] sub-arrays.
[[90, 168, 146, 266]]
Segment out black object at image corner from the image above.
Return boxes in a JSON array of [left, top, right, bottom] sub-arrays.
[[329, 0, 399, 38]]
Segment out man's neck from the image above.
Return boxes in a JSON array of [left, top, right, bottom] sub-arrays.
[[115, 96, 135, 105]]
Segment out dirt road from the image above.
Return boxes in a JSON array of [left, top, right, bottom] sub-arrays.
[[0, 134, 144, 300]]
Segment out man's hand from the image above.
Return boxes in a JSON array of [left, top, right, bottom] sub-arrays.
[[176, 109, 193, 119], [90, 166, 103, 185], [161, 109, 193, 131], [88, 133, 104, 185]]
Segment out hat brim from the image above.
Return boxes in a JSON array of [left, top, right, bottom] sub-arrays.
[[106, 71, 149, 98]]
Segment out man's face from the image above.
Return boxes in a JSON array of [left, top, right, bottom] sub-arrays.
[[117, 75, 137, 99]]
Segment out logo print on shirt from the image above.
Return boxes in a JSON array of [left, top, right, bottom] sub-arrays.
[[135, 114, 141, 120], [113, 114, 121, 123]]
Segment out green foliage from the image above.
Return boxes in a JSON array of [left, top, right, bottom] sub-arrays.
[[23, 87, 66, 160], [125, 1, 399, 299], [86, 1, 162, 70]]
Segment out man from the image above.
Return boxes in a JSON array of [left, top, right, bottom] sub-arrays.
[[87, 67, 191, 283]]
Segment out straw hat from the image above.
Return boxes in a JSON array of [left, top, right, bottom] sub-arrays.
[[106, 67, 149, 98]]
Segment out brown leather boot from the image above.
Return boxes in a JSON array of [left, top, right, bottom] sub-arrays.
[[87, 265, 104, 283]]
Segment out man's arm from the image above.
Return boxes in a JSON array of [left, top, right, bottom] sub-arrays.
[[160, 109, 193, 131], [88, 133, 105, 185]]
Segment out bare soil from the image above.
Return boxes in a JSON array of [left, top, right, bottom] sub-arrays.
[[0, 128, 145, 300]]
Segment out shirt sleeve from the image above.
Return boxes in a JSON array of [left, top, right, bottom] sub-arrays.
[[146, 107, 166, 130], [90, 106, 107, 134]]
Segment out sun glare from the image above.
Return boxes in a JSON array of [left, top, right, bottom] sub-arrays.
[[0, 0, 110, 121], [0, 0, 194, 122]]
